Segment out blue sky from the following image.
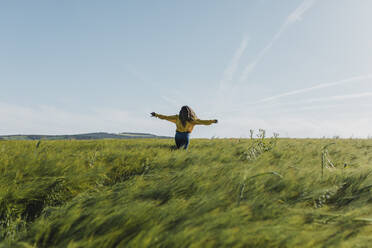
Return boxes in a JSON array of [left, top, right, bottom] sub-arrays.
[[1, 0, 372, 138]]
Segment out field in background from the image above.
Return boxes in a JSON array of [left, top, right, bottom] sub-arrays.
[[1, 137, 372, 247], [0, 132, 171, 141]]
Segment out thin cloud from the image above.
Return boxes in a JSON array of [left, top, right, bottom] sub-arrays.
[[303, 92, 372, 104], [257, 74, 372, 103], [286, 0, 315, 23], [210, 113, 372, 138], [239, 0, 316, 82], [161, 95, 179, 108], [220, 36, 249, 90], [0, 103, 151, 135], [125, 64, 148, 83]]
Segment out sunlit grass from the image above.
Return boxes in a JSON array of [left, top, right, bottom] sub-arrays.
[[1, 138, 372, 247]]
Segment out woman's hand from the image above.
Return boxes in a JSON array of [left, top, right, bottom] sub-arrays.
[[151, 112, 156, 117], [213, 119, 218, 124]]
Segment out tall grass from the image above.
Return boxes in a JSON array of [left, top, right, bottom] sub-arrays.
[[1, 138, 372, 247]]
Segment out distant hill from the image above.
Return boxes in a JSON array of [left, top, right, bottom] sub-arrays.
[[0, 132, 171, 140]]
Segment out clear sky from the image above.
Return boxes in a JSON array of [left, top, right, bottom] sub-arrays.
[[1, 0, 372, 138]]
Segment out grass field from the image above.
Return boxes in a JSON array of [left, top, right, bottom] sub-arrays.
[[1, 136, 372, 247]]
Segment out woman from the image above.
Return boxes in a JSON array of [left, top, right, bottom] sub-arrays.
[[151, 106, 218, 149]]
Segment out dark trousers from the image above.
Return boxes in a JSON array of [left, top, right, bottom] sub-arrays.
[[175, 131, 190, 149]]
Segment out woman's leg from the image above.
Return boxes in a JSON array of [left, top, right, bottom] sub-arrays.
[[175, 132, 184, 149], [183, 133, 190, 149]]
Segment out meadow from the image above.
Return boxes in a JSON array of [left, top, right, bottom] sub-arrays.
[[1, 135, 372, 247]]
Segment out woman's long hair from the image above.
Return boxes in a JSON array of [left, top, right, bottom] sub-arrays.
[[179, 106, 197, 127]]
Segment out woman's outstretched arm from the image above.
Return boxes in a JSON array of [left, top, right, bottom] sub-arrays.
[[193, 119, 218, 125], [151, 112, 178, 123]]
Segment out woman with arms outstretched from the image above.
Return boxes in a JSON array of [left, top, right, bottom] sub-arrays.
[[151, 106, 217, 149]]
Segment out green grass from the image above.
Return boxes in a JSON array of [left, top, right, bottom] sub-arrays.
[[1, 138, 372, 247]]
